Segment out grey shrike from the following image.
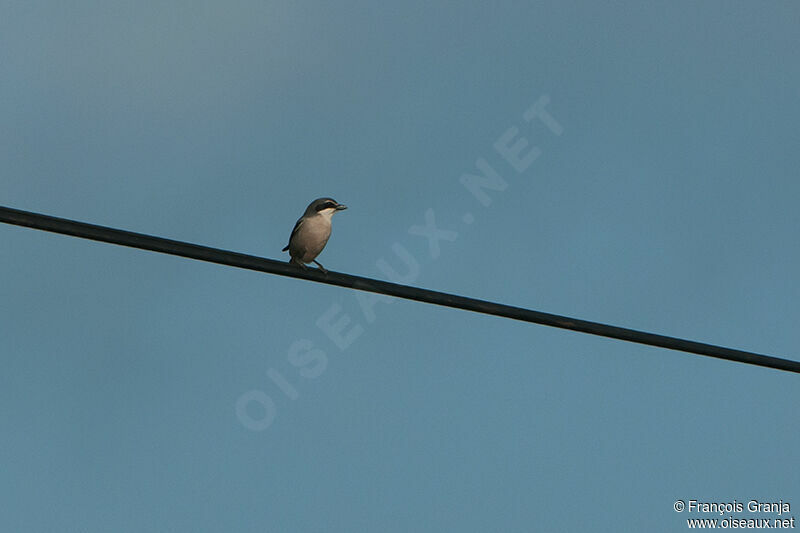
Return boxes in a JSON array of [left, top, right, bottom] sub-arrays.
[[282, 197, 347, 273]]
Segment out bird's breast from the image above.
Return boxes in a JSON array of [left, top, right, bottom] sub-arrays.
[[291, 216, 332, 262]]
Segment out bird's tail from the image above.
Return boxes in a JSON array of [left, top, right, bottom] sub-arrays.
[[282, 245, 289, 252]]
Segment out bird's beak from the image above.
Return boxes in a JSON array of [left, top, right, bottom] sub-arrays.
[[335, 204, 348, 211]]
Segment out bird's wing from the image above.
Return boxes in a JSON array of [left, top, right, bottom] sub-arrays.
[[282, 217, 304, 252]]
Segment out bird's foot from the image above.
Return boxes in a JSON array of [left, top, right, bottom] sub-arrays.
[[312, 260, 328, 274]]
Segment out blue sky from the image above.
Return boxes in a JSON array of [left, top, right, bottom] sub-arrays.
[[1, 2, 798, 531]]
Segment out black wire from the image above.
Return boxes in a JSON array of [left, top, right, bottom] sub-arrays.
[[2, 205, 798, 374]]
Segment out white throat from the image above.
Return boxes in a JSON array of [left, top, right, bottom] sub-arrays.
[[317, 207, 337, 220]]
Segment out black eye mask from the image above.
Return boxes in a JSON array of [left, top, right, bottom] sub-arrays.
[[316, 202, 337, 211]]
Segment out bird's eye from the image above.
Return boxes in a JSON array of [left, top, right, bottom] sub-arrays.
[[317, 202, 335, 211]]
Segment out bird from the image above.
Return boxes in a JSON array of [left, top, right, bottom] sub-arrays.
[[282, 197, 347, 274]]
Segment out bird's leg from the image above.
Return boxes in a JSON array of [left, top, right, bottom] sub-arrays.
[[312, 260, 328, 274], [290, 257, 307, 270]]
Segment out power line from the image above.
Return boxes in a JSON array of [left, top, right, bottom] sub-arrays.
[[2, 204, 798, 374]]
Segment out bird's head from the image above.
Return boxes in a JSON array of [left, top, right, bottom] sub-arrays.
[[306, 197, 347, 217]]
